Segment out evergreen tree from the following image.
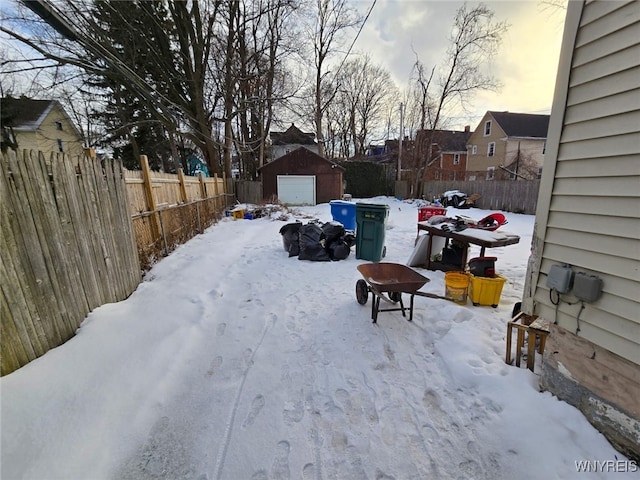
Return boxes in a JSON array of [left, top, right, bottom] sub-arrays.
[[87, 1, 176, 171]]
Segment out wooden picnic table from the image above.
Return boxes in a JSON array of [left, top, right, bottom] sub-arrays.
[[416, 222, 520, 271]]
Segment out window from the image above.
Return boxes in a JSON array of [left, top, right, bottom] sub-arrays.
[[537, 167, 543, 179], [486, 166, 495, 180], [484, 120, 491, 136], [453, 153, 460, 165], [57, 139, 63, 152], [487, 142, 495, 157], [55, 121, 63, 131], [471, 145, 477, 155]]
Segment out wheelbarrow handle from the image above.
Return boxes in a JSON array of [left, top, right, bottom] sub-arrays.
[[413, 291, 455, 302]]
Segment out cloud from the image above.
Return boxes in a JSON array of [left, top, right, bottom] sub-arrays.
[[350, 0, 566, 130]]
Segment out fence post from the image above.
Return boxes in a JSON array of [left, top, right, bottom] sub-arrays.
[[140, 155, 157, 211], [157, 210, 169, 256], [198, 172, 206, 199], [196, 201, 202, 233], [178, 168, 188, 203], [222, 171, 229, 210], [140, 155, 162, 242]]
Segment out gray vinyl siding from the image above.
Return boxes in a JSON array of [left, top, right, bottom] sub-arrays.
[[533, 0, 640, 364]]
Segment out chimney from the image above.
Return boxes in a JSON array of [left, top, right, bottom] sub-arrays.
[[464, 125, 470, 133]]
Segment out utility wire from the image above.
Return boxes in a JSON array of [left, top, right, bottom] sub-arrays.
[[333, 0, 376, 78]]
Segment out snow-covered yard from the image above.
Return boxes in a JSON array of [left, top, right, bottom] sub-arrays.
[[2, 197, 636, 480]]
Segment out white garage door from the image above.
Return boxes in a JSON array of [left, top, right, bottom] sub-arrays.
[[277, 175, 316, 205]]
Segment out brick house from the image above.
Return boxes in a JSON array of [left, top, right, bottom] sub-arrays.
[[419, 128, 472, 182]]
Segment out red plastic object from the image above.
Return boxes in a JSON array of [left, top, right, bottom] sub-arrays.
[[477, 213, 507, 231], [418, 206, 447, 222]]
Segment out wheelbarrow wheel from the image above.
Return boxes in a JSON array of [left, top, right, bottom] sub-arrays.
[[389, 291, 401, 303], [356, 279, 369, 305]]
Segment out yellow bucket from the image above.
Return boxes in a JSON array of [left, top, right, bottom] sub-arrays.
[[469, 273, 507, 307], [445, 271, 470, 305]]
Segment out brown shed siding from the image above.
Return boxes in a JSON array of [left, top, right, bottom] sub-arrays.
[[260, 148, 343, 204]]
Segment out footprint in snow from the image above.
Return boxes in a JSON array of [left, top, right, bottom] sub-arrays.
[[242, 394, 266, 428], [206, 356, 223, 377], [270, 441, 291, 480], [283, 398, 305, 425], [216, 322, 226, 337]]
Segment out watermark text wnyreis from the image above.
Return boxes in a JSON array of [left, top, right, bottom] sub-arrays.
[[575, 460, 637, 473]]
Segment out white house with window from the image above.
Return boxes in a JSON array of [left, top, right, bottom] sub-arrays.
[[466, 111, 550, 180], [0, 97, 85, 157], [269, 123, 318, 160]]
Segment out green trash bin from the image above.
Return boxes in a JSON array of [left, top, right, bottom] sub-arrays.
[[355, 202, 390, 262]]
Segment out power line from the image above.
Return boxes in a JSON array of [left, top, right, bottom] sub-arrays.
[[334, 0, 376, 77]]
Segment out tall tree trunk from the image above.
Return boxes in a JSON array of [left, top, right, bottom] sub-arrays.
[[315, 66, 326, 158], [223, 2, 239, 177]]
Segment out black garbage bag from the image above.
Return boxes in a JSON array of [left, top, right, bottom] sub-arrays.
[[321, 221, 346, 245], [298, 224, 331, 261], [328, 240, 351, 261], [342, 231, 356, 248], [279, 222, 303, 257], [442, 243, 466, 267]]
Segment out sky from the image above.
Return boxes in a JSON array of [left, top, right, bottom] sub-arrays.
[[0, 0, 568, 138], [350, 0, 568, 130], [2, 197, 637, 479]]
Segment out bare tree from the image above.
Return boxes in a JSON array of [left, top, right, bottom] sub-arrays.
[[408, 3, 509, 196], [2, 0, 303, 177], [233, 0, 299, 179], [499, 149, 541, 180], [304, 0, 360, 158], [323, 87, 350, 158], [328, 54, 397, 157]]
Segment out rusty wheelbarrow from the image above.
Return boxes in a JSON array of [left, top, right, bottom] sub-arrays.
[[356, 262, 452, 323]]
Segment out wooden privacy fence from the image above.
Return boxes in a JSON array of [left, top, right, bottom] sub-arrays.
[[1, 150, 141, 376], [2, 150, 235, 375], [423, 180, 541, 214], [234, 179, 263, 204], [124, 156, 235, 271]]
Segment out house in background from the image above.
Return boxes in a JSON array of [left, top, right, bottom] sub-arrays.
[[259, 147, 343, 205], [466, 111, 549, 181], [419, 127, 472, 182], [0, 97, 85, 158], [269, 123, 318, 160], [375, 137, 416, 172], [522, 0, 639, 461]]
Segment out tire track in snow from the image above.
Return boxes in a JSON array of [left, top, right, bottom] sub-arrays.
[[212, 313, 277, 480]]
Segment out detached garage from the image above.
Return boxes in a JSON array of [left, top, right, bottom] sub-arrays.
[[260, 147, 344, 205]]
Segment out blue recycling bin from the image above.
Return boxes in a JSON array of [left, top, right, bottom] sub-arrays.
[[330, 200, 356, 231]]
